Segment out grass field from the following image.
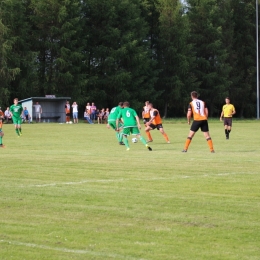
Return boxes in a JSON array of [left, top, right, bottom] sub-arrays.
[[0, 120, 260, 260]]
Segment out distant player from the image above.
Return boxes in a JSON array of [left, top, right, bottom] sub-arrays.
[[10, 98, 23, 137], [220, 97, 236, 140], [107, 102, 124, 145], [0, 117, 5, 148], [116, 101, 152, 151], [145, 103, 170, 143], [182, 91, 215, 153], [142, 101, 150, 124]]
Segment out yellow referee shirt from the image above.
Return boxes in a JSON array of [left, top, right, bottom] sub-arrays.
[[222, 104, 235, 117]]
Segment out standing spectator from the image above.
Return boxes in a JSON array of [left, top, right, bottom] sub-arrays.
[[33, 102, 42, 122], [98, 108, 105, 124], [4, 107, 12, 123], [72, 102, 78, 124], [23, 107, 31, 123], [90, 102, 96, 122], [65, 101, 71, 123], [86, 103, 91, 113], [103, 108, 110, 123], [0, 107, 4, 120], [84, 109, 94, 124]]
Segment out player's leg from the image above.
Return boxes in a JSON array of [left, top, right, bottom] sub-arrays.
[[135, 129, 152, 151], [158, 126, 170, 143], [122, 128, 130, 150], [227, 118, 232, 139], [202, 121, 214, 152], [182, 121, 199, 152], [0, 128, 5, 147], [145, 124, 154, 142], [12, 118, 20, 136]]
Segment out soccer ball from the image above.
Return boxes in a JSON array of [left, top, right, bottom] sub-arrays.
[[132, 137, 138, 143]]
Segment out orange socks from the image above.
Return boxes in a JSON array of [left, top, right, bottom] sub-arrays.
[[184, 137, 192, 150], [163, 133, 169, 142], [207, 138, 214, 151], [146, 131, 153, 141]]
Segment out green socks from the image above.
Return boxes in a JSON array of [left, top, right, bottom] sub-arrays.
[[123, 136, 129, 148], [139, 136, 147, 145]]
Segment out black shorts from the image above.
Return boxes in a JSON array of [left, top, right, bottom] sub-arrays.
[[190, 120, 209, 132], [224, 117, 232, 127], [150, 123, 163, 130], [143, 118, 150, 123]]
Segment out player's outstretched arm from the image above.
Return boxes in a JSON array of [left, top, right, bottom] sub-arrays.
[[135, 116, 141, 130]]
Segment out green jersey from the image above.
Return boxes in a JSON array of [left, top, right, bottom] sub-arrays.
[[117, 107, 138, 127], [10, 104, 23, 118], [108, 106, 122, 122]]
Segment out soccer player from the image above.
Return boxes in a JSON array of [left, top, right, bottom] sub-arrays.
[[142, 101, 150, 124], [182, 91, 215, 153], [116, 101, 152, 151], [220, 97, 236, 140], [0, 117, 5, 148], [107, 102, 124, 145], [65, 101, 71, 123], [145, 103, 170, 143], [10, 98, 23, 137]]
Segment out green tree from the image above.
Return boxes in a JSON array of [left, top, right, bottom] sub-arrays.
[[187, 0, 232, 116]]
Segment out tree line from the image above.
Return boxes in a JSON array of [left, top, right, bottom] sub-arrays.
[[0, 0, 257, 117]]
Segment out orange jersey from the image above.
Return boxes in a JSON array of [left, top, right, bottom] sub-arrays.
[[0, 120, 2, 128], [143, 106, 150, 119], [150, 109, 162, 125], [189, 99, 207, 121]]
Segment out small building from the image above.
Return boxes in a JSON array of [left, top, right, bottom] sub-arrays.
[[19, 96, 71, 123]]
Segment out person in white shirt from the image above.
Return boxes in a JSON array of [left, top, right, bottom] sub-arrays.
[[72, 102, 78, 124], [4, 107, 12, 123], [33, 102, 42, 122]]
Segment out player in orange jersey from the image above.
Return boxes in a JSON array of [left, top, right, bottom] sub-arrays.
[[182, 91, 214, 153], [142, 101, 150, 124], [145, 103, 170, 143]]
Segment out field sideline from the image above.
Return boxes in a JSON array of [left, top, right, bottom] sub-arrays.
[[0, 120, 260, 260]]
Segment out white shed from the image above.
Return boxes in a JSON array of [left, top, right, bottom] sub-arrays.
[[19, 97, 71, 123]]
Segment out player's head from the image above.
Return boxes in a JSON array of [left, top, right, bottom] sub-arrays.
[[148, 103, 153, 109], [13, 98, 18, 105], [225, 97, 230, 104], [191, 91, 198, 99], [145, 101, 149, 105], [118, 102, 123, 107], [123, 101, 130, 108]]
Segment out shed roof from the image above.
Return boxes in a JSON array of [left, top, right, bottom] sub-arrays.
[[19, 97, 71, 103]]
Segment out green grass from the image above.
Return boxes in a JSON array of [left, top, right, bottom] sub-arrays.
[[0, 121, 260, 260]]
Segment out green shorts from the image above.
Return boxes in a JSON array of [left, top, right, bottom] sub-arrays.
[[122, 127, 140, 136], [109, 121, 123, 130], [12, 117, 22, 125]]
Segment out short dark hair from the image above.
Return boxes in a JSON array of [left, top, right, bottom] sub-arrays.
[[123, 101, 130, 107], [191, 91, 198, 98], [118, 102, 123, 106], [225, 97, 230, 100]]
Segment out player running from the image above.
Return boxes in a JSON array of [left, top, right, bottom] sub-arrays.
[[107, 102, 124, 145], [182, 91, 215, 153], [10, 98, 23, 137], [220, 97, 236, 140], [0, 117, 5, 148], [145, 103, 170, 143], [116, 101, 152, 151]]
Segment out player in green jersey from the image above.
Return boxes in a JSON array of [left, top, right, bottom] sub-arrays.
[[107, 102, 124, 145], [116, 101, 152, 151], [10, 98, 23, 136]]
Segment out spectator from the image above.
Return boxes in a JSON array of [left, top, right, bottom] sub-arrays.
[[22, 107, 31, 123], [84, 109, 94, 124], [97, 108, 105, 124], [33, 102, 42, 122], [4, 107, 12, 123], [0, 107, 4, 120], [72, 101, 78, 124], [65, 101, 71, 123], [103, 108, 110, 123], [86, 103, 91, 113], [90, 102, 96, 122]]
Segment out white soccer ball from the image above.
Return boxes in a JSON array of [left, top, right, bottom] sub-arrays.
[[132, 137, 138, 143], [69, 121, 73, 124]]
